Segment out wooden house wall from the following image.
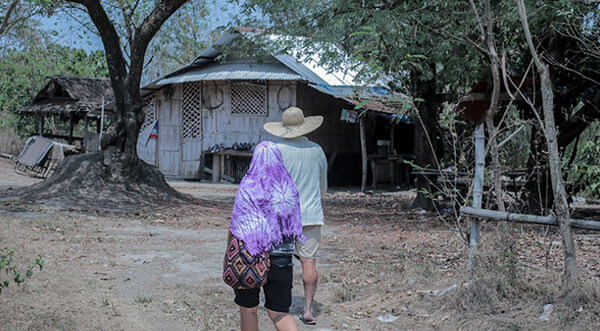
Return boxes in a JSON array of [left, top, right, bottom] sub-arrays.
[[137, 81, 364, 183], [137, 80, 298, 178], [200, 80, 296, 151], [296, 83, 362, 185], [296, 83, 360, 154]]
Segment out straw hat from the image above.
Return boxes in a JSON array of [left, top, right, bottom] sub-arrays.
[[264, 107, 323, 139]]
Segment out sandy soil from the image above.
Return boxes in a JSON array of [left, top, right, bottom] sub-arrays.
[[0, 157, 41, 190], [1, 157, 599, 330]]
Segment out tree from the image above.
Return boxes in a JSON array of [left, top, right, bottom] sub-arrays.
[[516, 0, 578, 292], [2, 0, 192, 209], [236, 0, 486, 209], [239, 0, 600, 212], [515, 1, 600, 213]]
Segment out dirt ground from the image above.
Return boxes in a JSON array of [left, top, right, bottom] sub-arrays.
[[1, 157, 600, 330]]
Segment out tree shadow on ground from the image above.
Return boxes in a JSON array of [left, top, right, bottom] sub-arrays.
[[290, 295, 322, 318]]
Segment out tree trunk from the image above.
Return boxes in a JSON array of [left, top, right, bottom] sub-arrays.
[[485, 49, 506, 212], [410, 69, 442, 210], [517, 0, 578, 291]]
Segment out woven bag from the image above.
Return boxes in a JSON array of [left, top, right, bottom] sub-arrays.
[[223, 237, 270, 289]]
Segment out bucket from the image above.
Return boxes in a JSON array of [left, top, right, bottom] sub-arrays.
[[376, 140, 390, 156]]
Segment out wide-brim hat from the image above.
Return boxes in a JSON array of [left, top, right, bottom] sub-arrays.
[[264, 107, 323, 139]]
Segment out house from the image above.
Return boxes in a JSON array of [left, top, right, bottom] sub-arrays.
[[20, 76, 114, 152], [136, 29, 414, 186]]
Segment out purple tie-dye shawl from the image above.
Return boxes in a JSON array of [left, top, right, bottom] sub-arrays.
[[229, 141, 304, 256]]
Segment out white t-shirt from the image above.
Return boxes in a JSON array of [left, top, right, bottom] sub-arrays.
[[275, 137, 327, 226]]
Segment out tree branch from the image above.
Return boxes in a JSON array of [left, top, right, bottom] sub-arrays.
[[0, 0, 20, 36], [468, 0, 486, 43], [66, 0, 128, 88], [129, 0, 189, 91]]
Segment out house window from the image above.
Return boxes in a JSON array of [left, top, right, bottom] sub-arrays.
[[231, 82, 267, 116], [182, 82, 202, 139], [140, 95, 156, 132]]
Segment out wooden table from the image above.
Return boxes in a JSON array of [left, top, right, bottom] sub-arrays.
[[367, 154, 414, 187], [206, 149, 253, 183]]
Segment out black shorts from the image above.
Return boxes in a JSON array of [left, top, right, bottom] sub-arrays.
[[234, 255, 293, 313]]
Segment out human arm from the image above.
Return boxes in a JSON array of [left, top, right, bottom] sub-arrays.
[[319, 149, 328, 198]]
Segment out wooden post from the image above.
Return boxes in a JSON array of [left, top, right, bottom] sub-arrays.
[[360, 116, 367, 192], [390, 124, 395, 154], [83, 114, 89, 151], [38, 114, 44, 136], [370, 159, 377, 188], [469, 123, 486, 274], [390, 124, 396, 186], [68, 114, 75, 145], [212, 153, 221, 183]]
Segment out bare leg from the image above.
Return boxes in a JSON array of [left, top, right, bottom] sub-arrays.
[[239, 306, 258, 331], [267, 309, 298, 331], [300, 257, 318, 322]]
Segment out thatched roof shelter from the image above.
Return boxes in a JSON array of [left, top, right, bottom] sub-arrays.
[[21, 76, 113, 118], [19, 76, 113, 147]]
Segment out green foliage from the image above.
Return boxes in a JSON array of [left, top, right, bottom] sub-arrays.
[[47, 0, 213, 84], [0, 40, 108, 137], [0, 248, 44, 295], [145, 0, 216, 81], [567, 124, 600, 198]]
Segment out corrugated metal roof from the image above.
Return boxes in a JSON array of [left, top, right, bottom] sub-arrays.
[[266, 34, 358, 86], [147, 29, 404, 115], [157, 62, 303, 85], [308, 84, 360, 98], [187, 32, 358, 87], [308, 84, 408, 115]]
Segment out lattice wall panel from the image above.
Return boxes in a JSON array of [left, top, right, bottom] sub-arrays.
[[231, 82, 267, 116], [182, 82, 202, 138], [140, 95, 156, 132]]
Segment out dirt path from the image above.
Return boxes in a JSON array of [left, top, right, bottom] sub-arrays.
[[1, 158, 599, 330], [0, 184, 342, 330], [0, 157, 41, 190]]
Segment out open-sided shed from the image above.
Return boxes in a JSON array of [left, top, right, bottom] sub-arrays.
[[20, 76, 114, 152]]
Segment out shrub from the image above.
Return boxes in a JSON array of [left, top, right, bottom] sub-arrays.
[[0, 248, 44, 294]]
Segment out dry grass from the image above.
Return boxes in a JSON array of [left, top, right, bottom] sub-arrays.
[[0, 133, 25, 156], [436, 227, 600, 330], [1, 188, 599, 330]]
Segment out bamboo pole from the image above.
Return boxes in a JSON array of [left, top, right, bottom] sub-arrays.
[[469, 123, 486, 273], [460, 206, 600, 231]]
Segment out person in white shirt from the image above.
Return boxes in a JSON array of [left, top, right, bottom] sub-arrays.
[[264, 107, 327, 326]]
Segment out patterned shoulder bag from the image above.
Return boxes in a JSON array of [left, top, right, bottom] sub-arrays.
[[223, 237, 270, 289]]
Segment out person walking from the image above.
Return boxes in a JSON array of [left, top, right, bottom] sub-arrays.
[[264, 107, 327, 326], [227, 141, 304, 331]]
